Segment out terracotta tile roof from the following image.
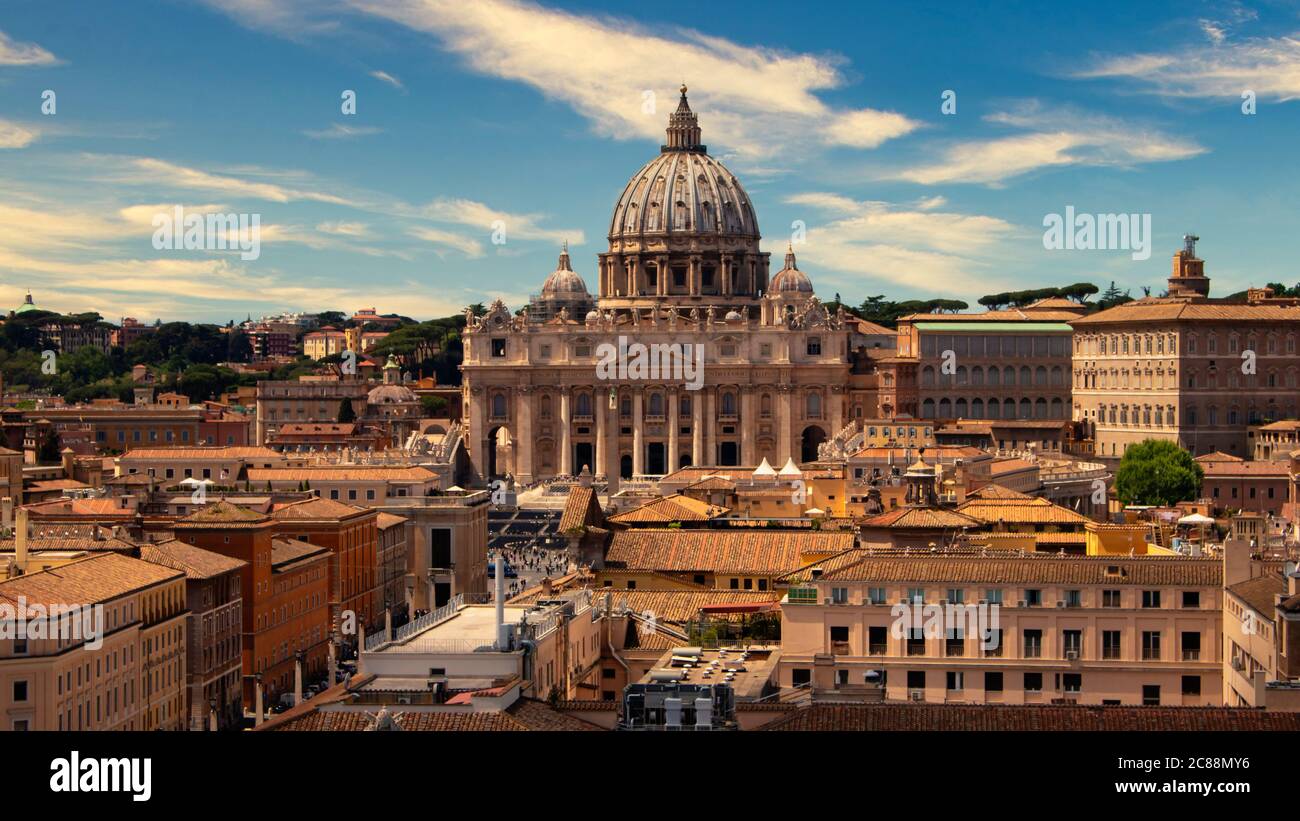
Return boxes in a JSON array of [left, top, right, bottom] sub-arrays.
[[247, 467, 436, 483], [559, 485, 604, 532], [966, 483, 1032, 500], [854, 319, 896, 335], [608, 494, 729, 524], [779, 548, 1222, 586], [850, 445, 986, 461], [271, 537, 330, 569], [858, 507, 982, 530], [0, 534, 136, 553], [600, 589, 779, 623], [1226, 573, 1286, 617], [1195, 451, 1243, 462], [1200, 461, 1288, 477], [270, 497, 372, 521], [375, 512, 408, 530], [174, 499, 272, 527], [0, 552, 182, 608], [682, 477, 738, 492], [605, 529, 853, 575], [957, 497, 1091, 525], [23, 498, 134, 518], [1257, 420, 1300, 431], [26, 479, 92, 492], [1070, 298, 1300, 325], [139, 539, 247, 579], [119, 446, 281, 460], [264, 698, 604, 731], [760, 703, 1300, 731]]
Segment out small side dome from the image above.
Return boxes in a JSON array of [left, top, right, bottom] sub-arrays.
[[770, 244, 813, 294], [585, 308, 601, 322], [725, 309, 742, 322], [540, 242, 589, 297]]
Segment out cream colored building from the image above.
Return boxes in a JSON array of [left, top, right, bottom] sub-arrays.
[[1071, 237, 1300, 459], [0, 552, 188, 731], [460, 88, 859, 489], [778, 549, 1223, 706]]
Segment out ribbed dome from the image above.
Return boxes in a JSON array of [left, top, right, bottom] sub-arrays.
[[608, 87, 759, 242], [540, 243, 589, 296], [368, 383, 417, 404], [770, 245, 813, 293]]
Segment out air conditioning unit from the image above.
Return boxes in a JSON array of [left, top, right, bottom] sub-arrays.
[[824, 597, 833, 605], [1016, 600, 1027, 608], [909, 690, 925, 702], [1055, 601, 1066, 608], [977, 599, 988, 606], [938, 599, 949, 606], [1065, 650, 1079, 661]]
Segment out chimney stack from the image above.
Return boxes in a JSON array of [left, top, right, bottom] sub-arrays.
[[1, 496, 12, 532], [1223, 538, 1252, 588], [494, 557, 510, 650], [14, 507, 28, 575]]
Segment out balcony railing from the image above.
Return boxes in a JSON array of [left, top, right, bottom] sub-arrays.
[[830, 641, 851, 656], [868, 643, 887, 656]]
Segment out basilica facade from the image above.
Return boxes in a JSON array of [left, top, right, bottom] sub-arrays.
[[460, 88, 860, 489]]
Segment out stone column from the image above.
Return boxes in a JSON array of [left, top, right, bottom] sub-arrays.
[[690, 255, 702, 296], [515, 386, 533, 484], [692, 389, 704, 466], [720, 254, 732, 297], [740, 388, 755, 465], [704, 387, 716, 467], [830, 385, 844, 438], [595, 385, 607, 481], [632, 388, 644, 477], [657, 255, 669, 296], [778, 385, 793, 464], [469, 386, 488, 482], [667, 388, 679, 472], [559, 388, 572, 476]]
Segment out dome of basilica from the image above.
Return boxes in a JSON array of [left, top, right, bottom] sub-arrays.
[[770, 244, 813, 294], [540, 242, 589, 297], [607, 86, 759, 244]]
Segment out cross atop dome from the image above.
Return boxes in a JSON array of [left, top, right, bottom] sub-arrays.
[[662, 83, 706, 153]]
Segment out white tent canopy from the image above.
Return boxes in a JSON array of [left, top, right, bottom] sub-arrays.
[[752, 458, 777, 478], [1178, 513, 1215, 525], [779, 457, 801, 477]]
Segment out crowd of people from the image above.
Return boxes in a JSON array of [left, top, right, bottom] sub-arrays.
[[489, 542, 571, 598]]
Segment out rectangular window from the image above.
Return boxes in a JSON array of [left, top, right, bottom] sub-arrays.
[[1142, 590, 1161, 608], [868, 587, 886, 605], [1022, 629, 1042, 658], [1023, 589, 1041, 606], [946, 671, 964, 691], [868, 626, 887, 656], [1182, 591, 1200, 608], [1023, 672, 1043, 692], [1102, 630, 1122, 659], [984, 671, 1003, 692], [1142, 685, 1160, 706], [1062, 673, 1082, 693], [1181, 675, 1201, 697], [1142, 631, 1161, 661], [1103, 589, 1121, 608], [1062, 630, 1082, 657]]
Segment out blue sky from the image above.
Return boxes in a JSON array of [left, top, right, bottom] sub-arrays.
[[2, 0, 1300, 323]]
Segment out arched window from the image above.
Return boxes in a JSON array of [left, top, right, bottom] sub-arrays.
[[938, 398, 952, 418], [721, 391, 738, 416], [921, 399, 936, 419], [972, 398, 984, 418], [491, 393, 507, 418], [648, 392, 664, 416], [805, 392, 822, 418], [760, 393, 772, 417], [575, 392, 592, 417], [540, 394, 553, 419], [986, 398, 1000, 419], [920, 366, 935, 387], [955, 398, 968, 417]]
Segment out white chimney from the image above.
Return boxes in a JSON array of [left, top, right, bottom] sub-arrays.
[[494, 557, 509, 650], [1, 497, 12, 532]]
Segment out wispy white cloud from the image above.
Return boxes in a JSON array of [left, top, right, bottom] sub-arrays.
[[782, 193, 1020, 295], [93, 156, 355, 205], [893, 103, 1204, 186], [203, 0, 919, 163], [0, 120, 39, 149], [417, 196, 584, 247], [408, 225, 484, 258], [0, 30, 59, 66], [1076, 20, 1300, 102], [369, 69, 404, 90], [302, 122, 383, 139]]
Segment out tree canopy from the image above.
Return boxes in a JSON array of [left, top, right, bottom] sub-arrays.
[[1113, 439, 1204, 506]]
